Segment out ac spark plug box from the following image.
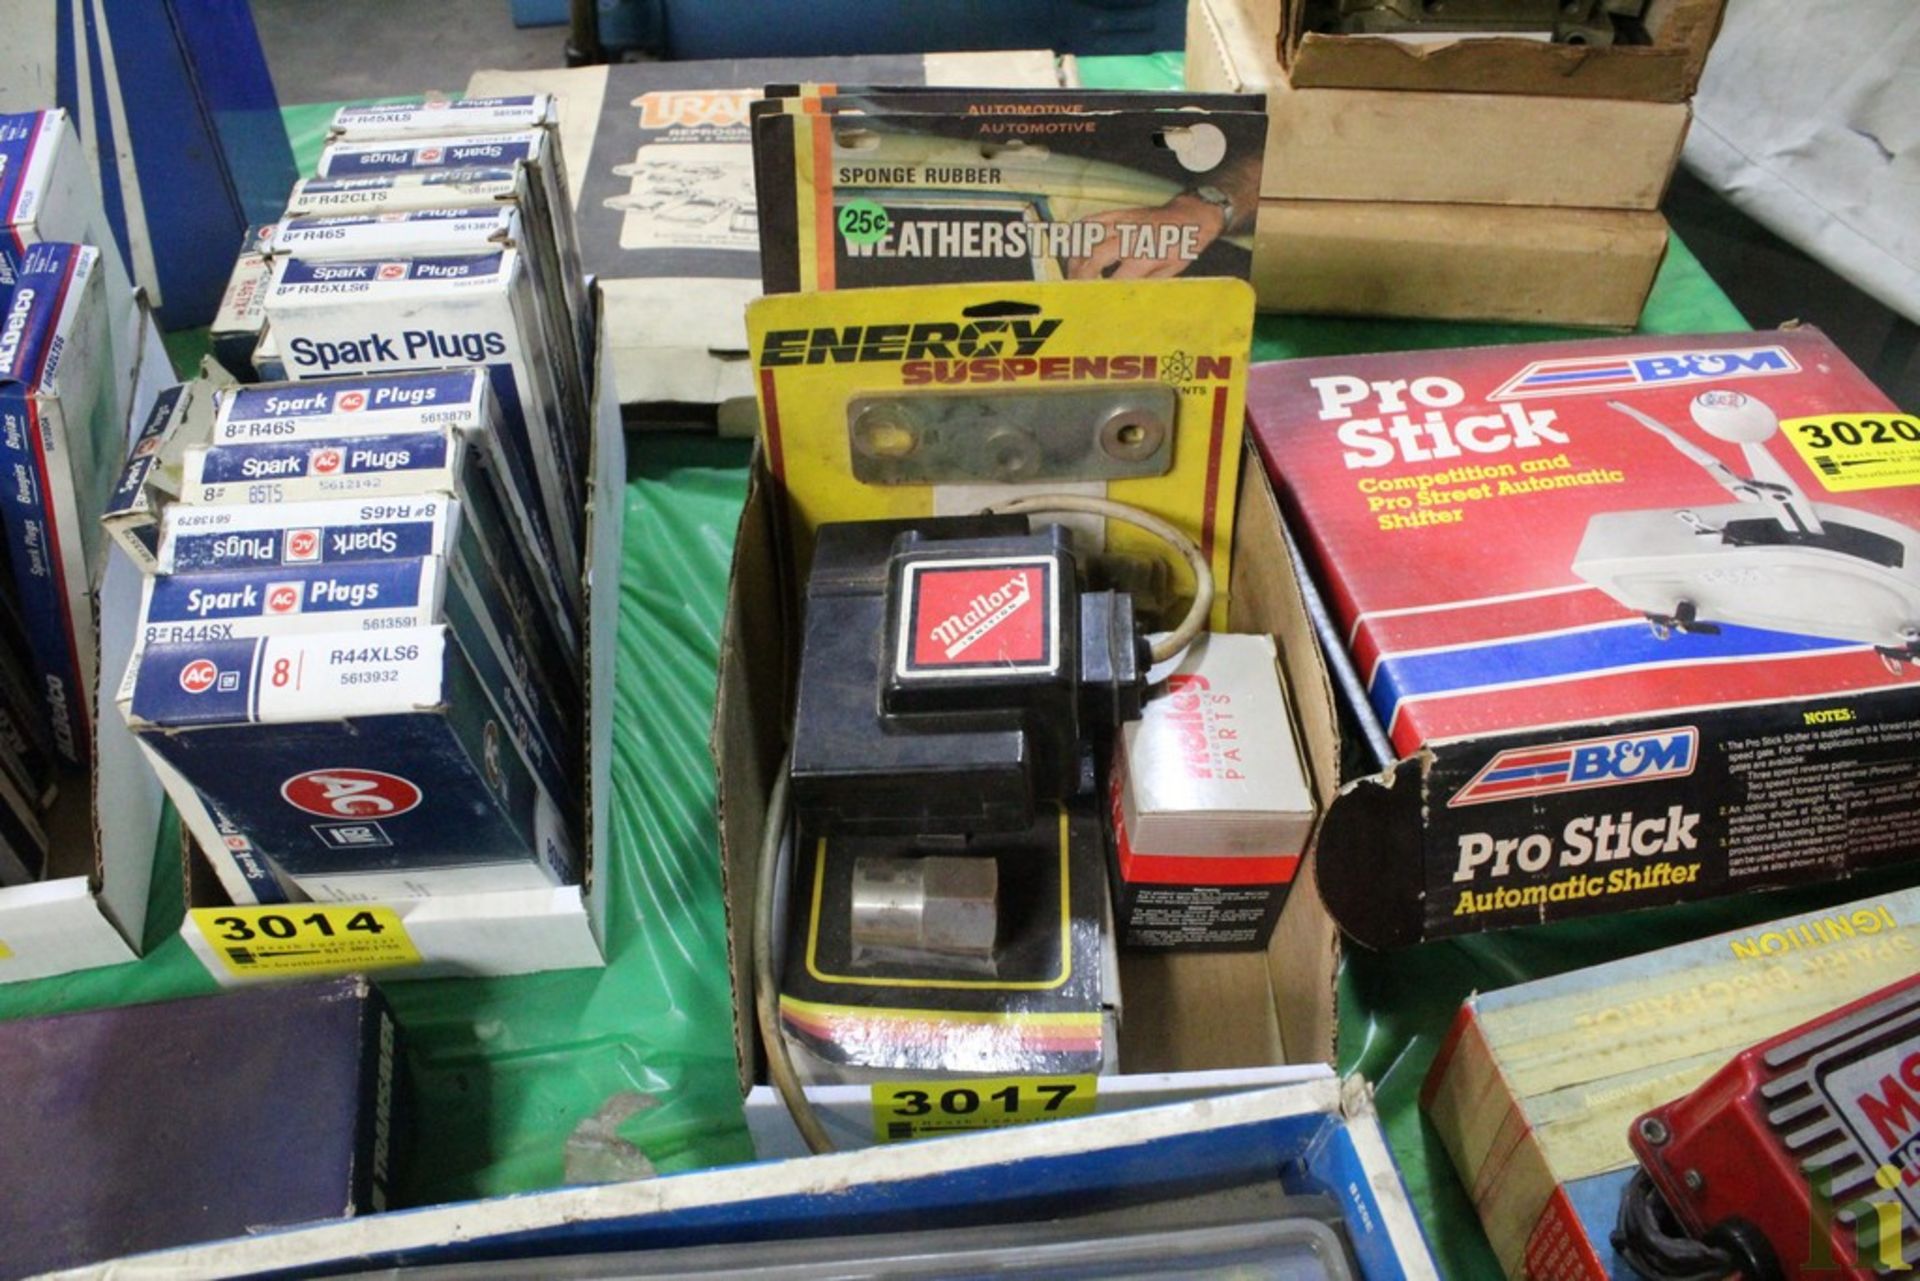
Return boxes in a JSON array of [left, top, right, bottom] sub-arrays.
[[130, 625, 577, 902], [1250, 327, 1920, 947]]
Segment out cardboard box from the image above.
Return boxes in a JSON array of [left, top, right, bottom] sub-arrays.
[[0, 308, 174, 984], [1251, 200, 1669, 328], [1187, 0, 1690, 211], [81, 1079, 1436, 1279], [1111, 632, 1314, 951], [170, 295, 625, 983], [1277, 0, 1728, 102], [0, 978, 401, 1277], [1423, 887, 1920, 1279], [711, 442, 1363, 1142], [1248, 327, 1920, 947]]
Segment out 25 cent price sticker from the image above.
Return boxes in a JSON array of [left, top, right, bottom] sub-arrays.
[[871, 1075, 1096, 1142], [1782, 412, 1920, 492], [191, 905, 420, 979]]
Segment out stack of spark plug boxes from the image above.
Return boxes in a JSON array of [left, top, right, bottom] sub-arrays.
[[0, 112, 150, 890], [122, 98, 611, 967]]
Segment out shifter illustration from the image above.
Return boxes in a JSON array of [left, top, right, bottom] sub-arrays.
[[1573, 390, 1920, 671]]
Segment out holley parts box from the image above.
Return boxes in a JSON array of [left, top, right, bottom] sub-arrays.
[[1249, 327, 1920, 947]]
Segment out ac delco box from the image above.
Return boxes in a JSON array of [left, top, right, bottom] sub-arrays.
[[1248, 327, 1920, 947]]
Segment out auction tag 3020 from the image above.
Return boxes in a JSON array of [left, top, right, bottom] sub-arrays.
[[871, 1074, 1097, 1143], [191, 905, 420, 979]]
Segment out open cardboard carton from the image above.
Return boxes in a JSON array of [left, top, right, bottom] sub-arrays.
[[712, 442, 1364, 1141], [0, 311, 172, 984], [1278, 0, 1728, 102], [172, 299, 624, 984], [1189, 0, 1690, 212]]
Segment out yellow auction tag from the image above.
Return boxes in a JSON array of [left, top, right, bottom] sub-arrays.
[[1781, 412, 1920, 492], [0, 938, 11, 960], [191, 906, 419, 978], [872, 1075, 1097, 1143]]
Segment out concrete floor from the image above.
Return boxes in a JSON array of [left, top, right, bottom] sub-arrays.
[[253, 0, 566, 105]]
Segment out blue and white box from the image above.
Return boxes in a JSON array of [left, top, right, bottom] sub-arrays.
[[262, 207, 589, 476], [137, 557, 448, 647], [0, 110, 137, 418], [212, 370, 494, 444], [158, 494, 457, 575], [328, 96, 561, 141], [271, 205, 521, 261], [261, 253, 582, 604], [0, 242, 119, 765], [283, 170, 520, 220], [129, 624, 578, 902], [102, 384, 184, 573], [182, 427, 464, 506], [314, 127, 589, 382], [209, 371, 572, 636]]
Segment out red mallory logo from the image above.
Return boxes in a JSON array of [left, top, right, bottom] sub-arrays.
[[931, 572, 1032, 659], [281, 768, 422, 819], [906, 561, 1052, 671]]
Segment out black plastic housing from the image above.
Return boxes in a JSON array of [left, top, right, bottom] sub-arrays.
[[790, 516, 1148, 837]]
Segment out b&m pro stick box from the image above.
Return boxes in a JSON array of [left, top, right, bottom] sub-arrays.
[[1249, 328, 1920, 947]]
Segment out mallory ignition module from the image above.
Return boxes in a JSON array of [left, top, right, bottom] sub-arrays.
[[758, 497, 1211, 1151], [790, 515, 1150, 835], [1620, 973, 1920, 1280]]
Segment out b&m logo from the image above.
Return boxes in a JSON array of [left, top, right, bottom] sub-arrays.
[[178, 659, 218, 694], [335, 390, 367, 412], [1450, 727, 1698, 807], [1491, 346, 1799, 401]]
